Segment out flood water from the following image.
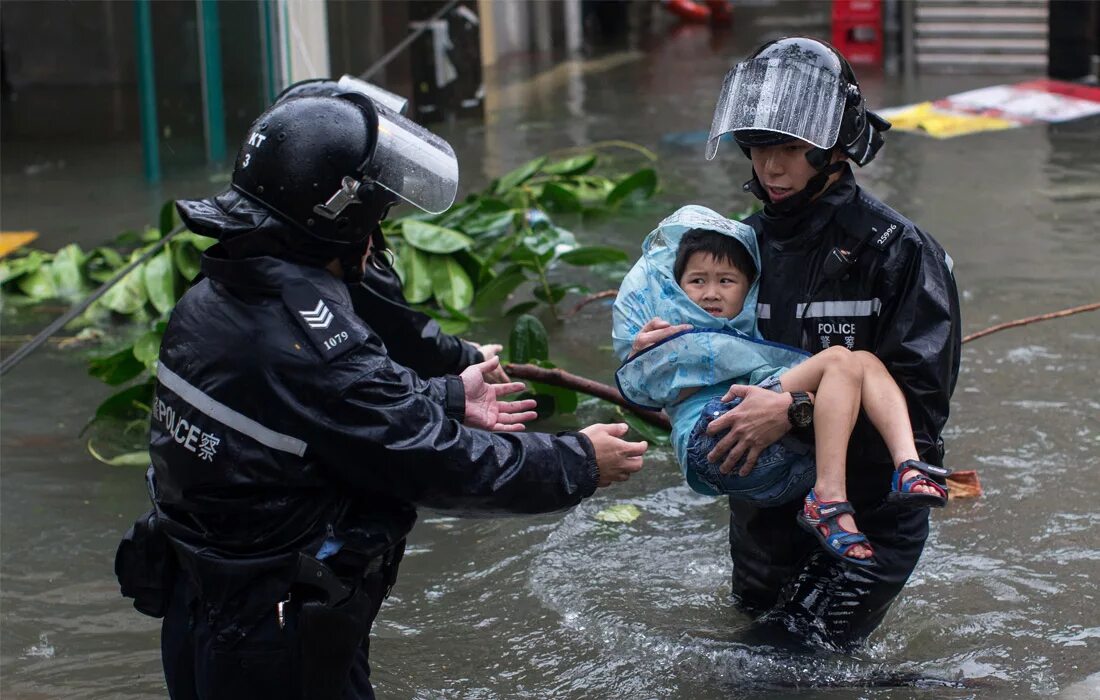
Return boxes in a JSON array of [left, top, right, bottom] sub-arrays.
[[3, 11, 1099, 700]]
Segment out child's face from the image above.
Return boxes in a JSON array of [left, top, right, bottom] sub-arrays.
[[678, 252, 751, 319]]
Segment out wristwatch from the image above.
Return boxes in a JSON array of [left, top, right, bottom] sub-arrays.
[[787, 391, 813, 429]]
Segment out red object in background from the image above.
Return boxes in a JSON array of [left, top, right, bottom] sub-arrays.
[[664, 0, 711, 23], [831, 0, 882, 65]]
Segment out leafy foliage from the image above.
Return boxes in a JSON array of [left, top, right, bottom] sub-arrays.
[[2, 147, 663, 462], [382, 150, 651, 333]]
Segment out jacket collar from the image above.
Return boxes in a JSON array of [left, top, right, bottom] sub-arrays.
[[758, 165, 859, 249], [200, 244, 353, 308]]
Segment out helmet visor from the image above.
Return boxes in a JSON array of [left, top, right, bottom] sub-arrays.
[[337, 74, 410, 115], [706, 57, 846, 160], [370, 103, 459, 214]]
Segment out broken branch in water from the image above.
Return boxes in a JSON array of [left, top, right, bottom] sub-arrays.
[[504, 362, 670, 430], [961, 301, 1100, 344]]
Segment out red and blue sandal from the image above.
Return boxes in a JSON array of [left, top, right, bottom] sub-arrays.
[[796, 490, 875, 567], [888, 460, 950, 508]]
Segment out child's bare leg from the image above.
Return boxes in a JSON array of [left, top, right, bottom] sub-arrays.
[[853, 351, 939, 496], [778, 346, 871, 558]]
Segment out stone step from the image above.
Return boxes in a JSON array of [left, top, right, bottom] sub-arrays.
[[916, 36, 1048, 52], [915, 21, 1048, 36], [915, 5, 1048, 22], [917, 52, 1048, 69]]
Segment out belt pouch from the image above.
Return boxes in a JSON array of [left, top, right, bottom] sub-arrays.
[[296, 587, 370, 700]]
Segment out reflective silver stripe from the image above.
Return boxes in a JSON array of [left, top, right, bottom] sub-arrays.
[[156, 364, 308, 457], [944, 251, 954, 274], [795, 299, 882, 318], [757, 303, 771, 320]]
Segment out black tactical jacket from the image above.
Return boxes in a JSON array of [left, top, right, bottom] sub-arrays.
[[150, 246, 598, 619], [350, 258, 483, 378], [745, 167, 961, 503]]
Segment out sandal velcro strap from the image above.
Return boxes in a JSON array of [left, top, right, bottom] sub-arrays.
[[815, 500, 856, 519], [899, 459, 951, 479]]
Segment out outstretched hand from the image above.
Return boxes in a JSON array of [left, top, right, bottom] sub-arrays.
[[471, 342, 510, 384], [705, 384, 793, 476], [580, 422, 647, 487], [460, 356, 537, 432], [630, 317, 692, 357]]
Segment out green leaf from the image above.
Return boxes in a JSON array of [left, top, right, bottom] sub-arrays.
[[539, 183, 583, 212], [159, 200, 180, 237], [542, 154, 597, 176], [171, 241, 202, 282], [88, 347, 146, 386], [557, 246, 628, 266], [175, 231, 216, 251], [143, 248, 178, 315], [530, 380, 579, 414], [86, 445, 151, 468], [51, 244, 87, 297], [508, 314, 549, 363], [132, 330, 163, 370], [473, 266, 527, 311], [0, 250, 48, 285], [532, 283, 570, 304], [402, 220, 474, 254], [400, 244, 433, 304], [99, 255, 148, 315], [429, 255, 474, 310], [85, 246, 125, 283], [594, 504, 642, 524], [505, 301, 539, 317], [462, 209, 517, 238], [619, 409, 672, 446], [494, 156, 547, 195], [93, 380, 155, 421], [607, 168, 658, 207], [16, 266, 58, 299]]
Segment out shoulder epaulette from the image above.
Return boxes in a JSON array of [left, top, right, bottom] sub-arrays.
[[281, 279, 358, 362]]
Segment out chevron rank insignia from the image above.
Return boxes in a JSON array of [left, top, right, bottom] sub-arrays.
[[281, 280, 356, 361]]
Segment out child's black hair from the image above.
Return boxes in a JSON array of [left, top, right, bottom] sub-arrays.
[[673, 229, 757, 283]]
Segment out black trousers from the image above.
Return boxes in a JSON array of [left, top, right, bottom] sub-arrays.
[[729, 495, 930, 649], [161, 573, 388, 700]]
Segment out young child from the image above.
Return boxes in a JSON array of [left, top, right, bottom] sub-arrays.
[[613, 205, 949, 565]]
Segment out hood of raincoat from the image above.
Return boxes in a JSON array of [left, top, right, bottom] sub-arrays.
[[612, 205, 808, 409]]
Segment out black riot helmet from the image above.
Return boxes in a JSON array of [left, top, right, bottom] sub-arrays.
[[707, 37, 891, 168], [176, 91, 458, 275], [230, 94, 386, 251]]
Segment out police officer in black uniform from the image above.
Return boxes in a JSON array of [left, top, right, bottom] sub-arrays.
[[116, 93, 647, 699], [703, 37, 962, 647]]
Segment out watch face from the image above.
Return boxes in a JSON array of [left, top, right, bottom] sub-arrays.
[[791, 400, 813, 427]]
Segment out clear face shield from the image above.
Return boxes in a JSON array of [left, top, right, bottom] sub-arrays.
[[369, 102, 459, 214], [312, 98, 460, 223], [706, 56, 847, 160]]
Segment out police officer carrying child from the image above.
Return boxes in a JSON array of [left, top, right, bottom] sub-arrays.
[[700, 37, 960, 646], [116, 91, 646, 699]]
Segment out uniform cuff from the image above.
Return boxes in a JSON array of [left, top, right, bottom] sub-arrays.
[[564, 430, 600, 497], [444, 376, 466, 421]]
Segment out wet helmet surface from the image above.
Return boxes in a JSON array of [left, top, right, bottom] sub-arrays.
[[231, 94, 384, 248]]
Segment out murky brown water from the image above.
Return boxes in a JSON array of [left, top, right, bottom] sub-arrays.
[[3, 10, 1099, 700]]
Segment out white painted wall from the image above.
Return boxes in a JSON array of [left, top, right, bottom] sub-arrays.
[[278, 0, 332, 86]]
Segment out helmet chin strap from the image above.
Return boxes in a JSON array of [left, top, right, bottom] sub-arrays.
[[742, 159, 847, 216]]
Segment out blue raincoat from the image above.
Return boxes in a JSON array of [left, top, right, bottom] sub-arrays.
[[613, 205, 813, 498]]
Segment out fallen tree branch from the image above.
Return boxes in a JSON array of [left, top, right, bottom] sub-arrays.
[[564, 289, 618, 318], [505, 362, 670, 430], [962, 301, 1100, 344]]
